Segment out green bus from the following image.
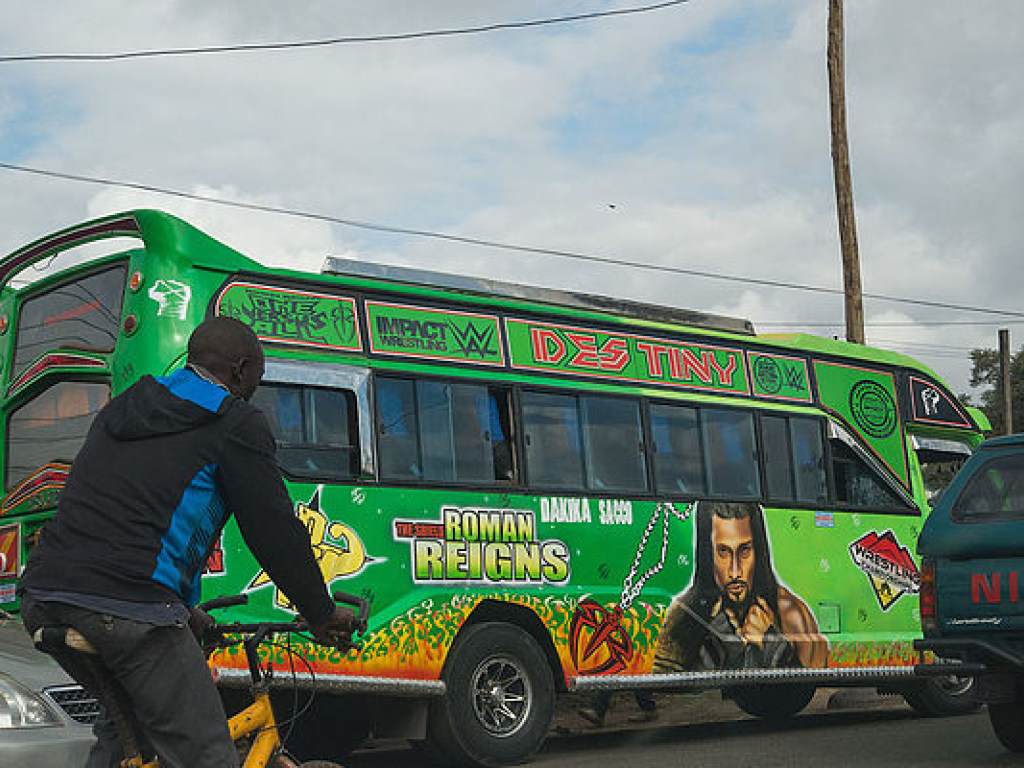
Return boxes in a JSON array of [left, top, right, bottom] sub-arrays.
[[0, 210, 987, 765]]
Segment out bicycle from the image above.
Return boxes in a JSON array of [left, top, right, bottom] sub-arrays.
[[32, 591, 369, 768]]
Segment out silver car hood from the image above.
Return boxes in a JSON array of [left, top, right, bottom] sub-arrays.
[[0, 615, 75, 692]]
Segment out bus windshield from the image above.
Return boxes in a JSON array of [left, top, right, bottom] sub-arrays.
[[12, 264, 126, 380]]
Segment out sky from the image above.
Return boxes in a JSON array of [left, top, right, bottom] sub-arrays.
[[1, 0, 1022, 398]]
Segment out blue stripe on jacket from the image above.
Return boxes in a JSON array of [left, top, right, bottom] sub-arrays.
[[158, 368, 230, 413], [151, 463, 228, 605], [151, 368, 232, 604]]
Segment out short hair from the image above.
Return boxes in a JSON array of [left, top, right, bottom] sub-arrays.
[[187, 316, 262, 369]]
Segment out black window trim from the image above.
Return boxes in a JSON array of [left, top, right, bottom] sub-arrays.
[[258, 361, 920, 515]]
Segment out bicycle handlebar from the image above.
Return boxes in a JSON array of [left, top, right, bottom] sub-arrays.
[[198, 594, 250, 612], [199, 591, 369, 654]]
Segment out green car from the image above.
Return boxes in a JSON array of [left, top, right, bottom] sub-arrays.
[[917, 433, 1024, 752]]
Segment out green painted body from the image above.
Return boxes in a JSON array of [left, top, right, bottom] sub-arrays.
[[0, 210, 985, 691]]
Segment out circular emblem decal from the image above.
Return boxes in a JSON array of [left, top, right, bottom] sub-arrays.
[[753, 356, 782, 394], [849, 379, 897, 439]]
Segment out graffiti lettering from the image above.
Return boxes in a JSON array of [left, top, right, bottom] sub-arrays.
[[218, 285, 359, 350]]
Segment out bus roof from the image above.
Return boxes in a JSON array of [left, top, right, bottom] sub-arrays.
[[323, 256, 756, 337]]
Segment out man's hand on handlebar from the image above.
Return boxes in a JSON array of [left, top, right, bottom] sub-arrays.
[[309, 604, 357, 648]]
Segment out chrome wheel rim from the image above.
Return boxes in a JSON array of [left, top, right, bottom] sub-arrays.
[[935, 673, 974, 697], [932, 656, 974, 698], [469, 653, 533, 738]]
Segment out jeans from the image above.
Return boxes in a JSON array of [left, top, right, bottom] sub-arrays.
[[21, 595, 237, 768]]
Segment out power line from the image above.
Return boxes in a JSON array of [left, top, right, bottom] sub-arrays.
[[758, 319, 1024, 328], [2, 159, 1023, 321], [870, 338, 977, 353], [0, 1, 690, 63]]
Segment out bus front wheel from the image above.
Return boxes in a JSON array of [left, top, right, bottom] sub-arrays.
[[427, 622, 555, 767]]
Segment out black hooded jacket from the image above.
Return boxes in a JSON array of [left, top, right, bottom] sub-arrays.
[[20, 368, 334, 626]]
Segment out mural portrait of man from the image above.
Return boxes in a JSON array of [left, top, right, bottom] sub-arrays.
[[654, 501, 827, 673]]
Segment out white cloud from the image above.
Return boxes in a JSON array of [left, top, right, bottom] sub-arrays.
[[1, 0, 1021, 398]]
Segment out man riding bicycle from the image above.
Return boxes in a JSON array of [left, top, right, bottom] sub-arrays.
[[19, 317, 355, 768]]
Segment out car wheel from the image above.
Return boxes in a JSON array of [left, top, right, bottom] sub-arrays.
[[988, 699, 1024, 752], [427, 622, 555, 767]]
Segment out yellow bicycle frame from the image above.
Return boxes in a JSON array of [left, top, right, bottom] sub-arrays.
[[118, 671, 284, 768]]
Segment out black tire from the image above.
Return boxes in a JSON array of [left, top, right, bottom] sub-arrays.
[[903, 674, 981, 717], [273, 691, 370, 762], [989, 700, 1024, 752], [427, 622, 555, 767], [729, 684, 815, 719]]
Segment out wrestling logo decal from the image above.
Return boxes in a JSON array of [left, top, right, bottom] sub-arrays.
[[849, 530, 920, 611]]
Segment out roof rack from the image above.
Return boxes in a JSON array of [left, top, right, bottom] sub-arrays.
[[322, 257, 755, 336]]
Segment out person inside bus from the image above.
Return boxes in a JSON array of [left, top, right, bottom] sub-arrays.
[[18, 317, 357, 768], [652, 501, 828, 672]]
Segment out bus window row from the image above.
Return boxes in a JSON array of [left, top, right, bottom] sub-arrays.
[[251, 372, 914, 512]]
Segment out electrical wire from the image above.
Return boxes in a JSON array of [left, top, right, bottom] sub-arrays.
[[2, 159, 1022, 320], [758, 319, 1024, 328], [0, 1, 690, 63]]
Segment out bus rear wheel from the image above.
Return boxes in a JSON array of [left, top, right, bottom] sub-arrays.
[[427, 622, 555, 767], [902, 674, 980, 716], [729, 684, 815, 719]]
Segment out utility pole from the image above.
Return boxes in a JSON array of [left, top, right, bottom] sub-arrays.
[[828, 0, 865, 344], [1000, 328, 1013, 435]]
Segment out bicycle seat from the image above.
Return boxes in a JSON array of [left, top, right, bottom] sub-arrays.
[[33, 626, 99, 655]]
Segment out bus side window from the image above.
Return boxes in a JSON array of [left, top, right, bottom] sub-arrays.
[[485, 390, 515, 483], [703, 408, 760, 499], [251, 383, 360, 480], [791, 417, 827, 503], [582, 395, 647, 492], [522, 391, 584, 490], [375, 377, 516, 486], [259, 386, 303, 445], [376, 378, 421, 481], [418, 380, 493, 483], [830, 440, 909, 510], [762, 415, 795, 501], [761, 414, 828, 505], [650, 403, 705, 495]]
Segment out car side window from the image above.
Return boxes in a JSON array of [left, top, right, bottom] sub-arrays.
[[952, 453, 1024, 521]]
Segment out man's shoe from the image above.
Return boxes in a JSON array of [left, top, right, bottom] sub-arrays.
[[578, 707, 605, 727], [627, 709, 658, 723]]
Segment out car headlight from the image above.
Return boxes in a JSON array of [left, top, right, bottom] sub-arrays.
[[0, 672, 62, 728]]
